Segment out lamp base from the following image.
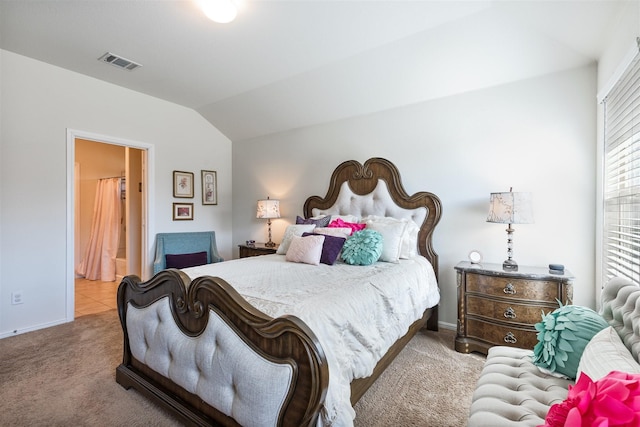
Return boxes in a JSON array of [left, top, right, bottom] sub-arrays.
[[264, 219, 277, 248], [503, 259, 518, 271]]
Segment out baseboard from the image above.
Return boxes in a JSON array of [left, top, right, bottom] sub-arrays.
[[0, 317, 70, 339], [438, 321, 456, 331]]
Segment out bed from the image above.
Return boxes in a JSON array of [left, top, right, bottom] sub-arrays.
[[116, 157, 442, 426]]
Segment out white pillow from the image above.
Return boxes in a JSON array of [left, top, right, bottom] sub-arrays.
[[364, 220, 407, 263], [402, 220, 420, 258], [276, 224, 316, 255], [313, 227, 352, 238], [285, 235, 325, 265], [576, 326, 640, 381], [332, 214, 359, 223], [361, 215, 419, 259]]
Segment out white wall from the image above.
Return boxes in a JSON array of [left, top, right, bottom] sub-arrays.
[[596, 1, 639, 91], [0, 50, 232, 337], [233, 65, 597, 328]]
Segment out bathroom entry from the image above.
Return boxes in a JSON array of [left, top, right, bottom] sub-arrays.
[[74, 138, 144, 282]]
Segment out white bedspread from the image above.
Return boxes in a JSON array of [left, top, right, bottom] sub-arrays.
[[183, 255, 439, 426]]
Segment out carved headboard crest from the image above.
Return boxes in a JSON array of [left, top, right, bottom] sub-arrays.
[[303, 157, 442, 278]]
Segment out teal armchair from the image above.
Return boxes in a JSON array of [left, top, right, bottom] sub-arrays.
[[153, 231, 223, 274]]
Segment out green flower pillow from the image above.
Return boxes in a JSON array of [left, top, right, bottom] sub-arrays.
[[341, 229, 383, 265], [532, 304, 609, 379]]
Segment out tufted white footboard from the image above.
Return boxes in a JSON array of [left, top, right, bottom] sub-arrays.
[[116, 269, 329, 427], [126, 297, 294, 427]]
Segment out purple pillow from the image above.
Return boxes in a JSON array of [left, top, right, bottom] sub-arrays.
[[302, 232, 346, 265], [165, 251, 208, 269], [296, 215, 331, 228]]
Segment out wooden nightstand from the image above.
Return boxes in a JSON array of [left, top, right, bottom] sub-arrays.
[[238, 243, 279, 258], [454, 261, 574, 355]]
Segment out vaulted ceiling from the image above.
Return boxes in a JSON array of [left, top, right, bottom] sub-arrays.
[[0, 1, 628, 141]]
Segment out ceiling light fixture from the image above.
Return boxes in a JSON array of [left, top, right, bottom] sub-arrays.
[[197, 0, 238, 24]]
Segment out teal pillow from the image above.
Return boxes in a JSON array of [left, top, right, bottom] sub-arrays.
[[341, 229, 383, 266], [532, 304, 609, 379]]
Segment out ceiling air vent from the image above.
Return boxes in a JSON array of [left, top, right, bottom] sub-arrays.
[[98, 52, 142, 71]]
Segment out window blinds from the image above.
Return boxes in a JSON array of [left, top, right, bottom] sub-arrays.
[[603, 45, 640, 285]]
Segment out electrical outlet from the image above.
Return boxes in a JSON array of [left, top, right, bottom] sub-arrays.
[[11, 291, 24, 305]]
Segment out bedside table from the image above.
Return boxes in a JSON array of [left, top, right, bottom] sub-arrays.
[[238, 243, 279, 258], [454, 261, 574, 355]]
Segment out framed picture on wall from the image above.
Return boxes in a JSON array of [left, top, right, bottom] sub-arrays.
[[173, 171, 194, 198], [173, 203, 193, 220], [201, 170, 217, 205]]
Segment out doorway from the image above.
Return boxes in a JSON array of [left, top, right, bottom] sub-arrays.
[[66, 129, 153, 321]]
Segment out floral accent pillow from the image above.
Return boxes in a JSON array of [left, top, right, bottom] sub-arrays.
[[532, 304, 609, 379], [341, 229, 383, 265], [542, 371, 640, 427]]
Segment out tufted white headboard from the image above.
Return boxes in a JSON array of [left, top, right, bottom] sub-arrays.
[[304, 157, 442, 278], [310, 180, 427, 227]]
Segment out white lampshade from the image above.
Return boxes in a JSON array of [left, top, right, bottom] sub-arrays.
[[487, 191, 534, 224], [256, 198, 280, 219]]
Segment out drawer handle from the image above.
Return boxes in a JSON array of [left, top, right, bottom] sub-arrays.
[[504, 332, 517, 344], [504, 307, 517, 319], [503, 283, 516, 295]]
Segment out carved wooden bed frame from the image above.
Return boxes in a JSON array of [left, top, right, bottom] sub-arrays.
[[116, 157, 442, 426]]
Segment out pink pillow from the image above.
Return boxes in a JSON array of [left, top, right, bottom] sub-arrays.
[[542, 370, 640, 427], [328, 218, 365, 235], [285, 235, 325, 265]]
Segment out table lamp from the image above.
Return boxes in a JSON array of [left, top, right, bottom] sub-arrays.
[[256, 197, 280, 247], [487, 188, 533, 271]]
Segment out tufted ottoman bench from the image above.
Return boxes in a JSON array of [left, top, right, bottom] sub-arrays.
[[467, 277, 640, 426], [467, 347, 572, 426]]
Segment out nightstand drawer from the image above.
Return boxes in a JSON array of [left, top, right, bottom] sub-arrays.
[[466, 295, 551, 325], [466, 273, 560, 303], [466, 318, 539, 349]]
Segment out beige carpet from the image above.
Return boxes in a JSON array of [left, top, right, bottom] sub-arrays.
[[0, 310, 485, 426]]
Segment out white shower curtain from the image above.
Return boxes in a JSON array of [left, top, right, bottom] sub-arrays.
[[77, 177, 122, 281]]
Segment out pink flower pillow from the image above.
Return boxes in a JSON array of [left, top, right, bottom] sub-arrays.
[[328, 218, 365, 235], [541, 370, 640, 427]]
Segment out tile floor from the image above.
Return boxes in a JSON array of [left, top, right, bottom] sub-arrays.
[[75, 278, 119, 317]]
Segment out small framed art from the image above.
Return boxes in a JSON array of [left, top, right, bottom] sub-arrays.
[[201, 170, 217, 205], [173, 171, 194, 198], [173, 203, 193, 220]]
